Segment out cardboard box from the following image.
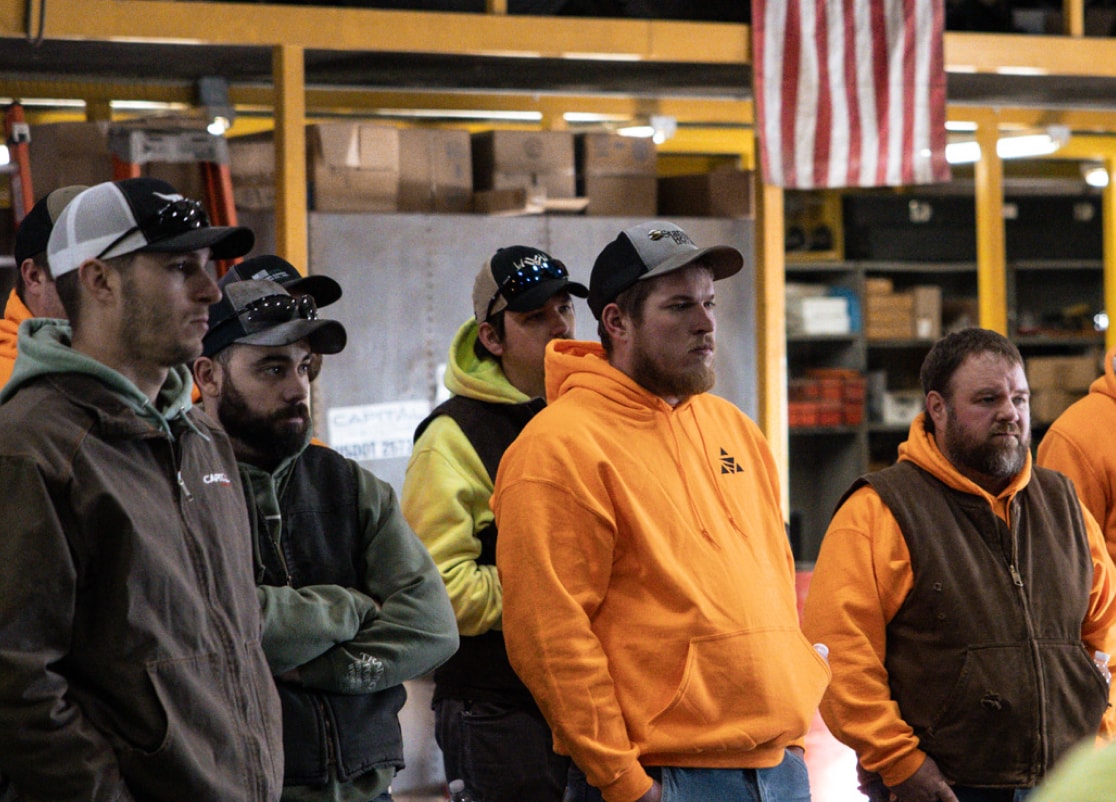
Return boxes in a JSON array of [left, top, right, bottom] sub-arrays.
[[1025, 354, 1100, 392], [865, 277, 895, 295], [28, 121, 204, 200], [1031, 388, 1080, 424], [398, 128, 472, 213], [228, 133, 276, 211], [912, 285, 942, 340], [576, 133, 657, 216], [308, 123, 400, 212], [657, 167, 754, 219], [787, 296, 851, 335], [865, 291, 914, 339], [882, 390, 925, 426], [471, 130, 576, 200]]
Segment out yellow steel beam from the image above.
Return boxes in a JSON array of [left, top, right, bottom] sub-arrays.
[[1064, 0, 1084, 37], [753, 162, 788, 510], [1106, 156, 1116, 351], [486, 0, 507, 13], [1, 0, 749, 64], [973, 110, 1007, 335], [945, 31, 1116, 77], [273, 44, 308, 272], [947, 106, 1116, 135]]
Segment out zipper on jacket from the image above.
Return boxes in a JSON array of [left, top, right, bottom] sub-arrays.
[[264, 511, 293, 586], [176, 469, 195, 502], [1004, 503, 1046, 784]]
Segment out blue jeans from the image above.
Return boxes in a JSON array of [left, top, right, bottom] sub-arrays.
[[564, 749, 810, 802], [434, 697, 569, 802]]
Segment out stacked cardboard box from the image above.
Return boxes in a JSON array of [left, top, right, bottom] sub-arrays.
[[1026, 352, 1101, 423], [576, 133, 657, 216], [229, 123, 473, 213], [864, 278, 913, 340], [785, 283, 851, 336], [472, 130, 576, 203], [28, 120, 206, 200], [657, 167, 754, 218]]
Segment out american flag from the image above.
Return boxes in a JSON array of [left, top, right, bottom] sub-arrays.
[[753, 0, 950, 189]]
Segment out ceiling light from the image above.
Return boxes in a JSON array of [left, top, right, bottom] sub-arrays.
[[1083, 163, 1109, 188], [944, 126, 1070, 165]]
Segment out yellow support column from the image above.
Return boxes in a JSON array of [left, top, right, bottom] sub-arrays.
[[753, 164, 789, 514], [1105, 156, 1116, 351], [1064, 0, 1084, 36], [273, 44, 308, 272], [486, 0, 507, 13], [973, 113, 1007, 334]]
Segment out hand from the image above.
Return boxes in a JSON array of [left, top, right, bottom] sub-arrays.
[[635, 779, 662, 802], [887, 757, 959, 802]]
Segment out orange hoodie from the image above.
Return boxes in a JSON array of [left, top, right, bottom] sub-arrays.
[[493, 340, 830, 802], [1038, 345, 1116, 564], [0, 289, 31, 390], [803, 414, 1116, 788]]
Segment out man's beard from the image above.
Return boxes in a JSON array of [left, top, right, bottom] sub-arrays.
[[218, 377, 311, 467], [942, 410, 1029, 481], [629, 337, 715, 401]]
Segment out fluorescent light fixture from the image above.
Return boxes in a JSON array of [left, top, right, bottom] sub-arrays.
[[617, 125, 655, 138], [0, 145, 9, 166], [1083, 163, 1109, 188], [946, 121, 978, 132], [945, 126, 1070, 165], [617, 115, 677, 145], [946, 140, 981, 164], [563, 112, 628, 124], [207, 116, 231, 136], [996, 66, 1048, 76]]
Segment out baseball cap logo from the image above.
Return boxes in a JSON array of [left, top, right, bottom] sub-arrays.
[[512, 253, 550, 271], [648, 228, 694, 246]]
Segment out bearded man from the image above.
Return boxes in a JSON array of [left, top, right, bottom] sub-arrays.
[[193, 273, 457, 802], [491, 221, 830, 802], [804, 327, 1116, 802]]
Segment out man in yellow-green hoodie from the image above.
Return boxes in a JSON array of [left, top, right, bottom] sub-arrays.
[[402, 245, 588, 802], [492, 221, 831, 802], [803, 328, 1116, 802], [1037, 344, 1116, 565]]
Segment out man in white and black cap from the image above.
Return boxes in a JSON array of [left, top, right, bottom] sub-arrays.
[[492, 222, 830, 802], [0, 178, 284, 801], [402, 245, 587, 802], [193, 278, 457, 802]]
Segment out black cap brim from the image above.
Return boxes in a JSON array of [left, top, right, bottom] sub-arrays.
[[505, 278, 589, 313], [285, 275, 343, 308], [139, 225, 255, 260], [235, 318, 347, 355]]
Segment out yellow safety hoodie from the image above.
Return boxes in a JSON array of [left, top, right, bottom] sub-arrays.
[[1037, 345, 1116, 564], [493, 340, 830, 802]]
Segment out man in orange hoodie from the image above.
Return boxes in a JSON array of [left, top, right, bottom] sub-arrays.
[[0, 185, 87, 388], [803, 328, 1116, 802], [492, 221, 830, 802], [1036, 345, 1116, 564]]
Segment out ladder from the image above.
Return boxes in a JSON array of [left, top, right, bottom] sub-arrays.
[[2, 102, 34, 270], [108, 127, 241, 277]]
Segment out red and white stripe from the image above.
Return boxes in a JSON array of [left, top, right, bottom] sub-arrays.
[[753, 0, 950, 189]]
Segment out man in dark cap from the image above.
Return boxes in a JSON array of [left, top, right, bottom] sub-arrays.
[[402, 245, 587, 802], [0, 184, 87, 387], [0, 178, 283, 800], [194, 276, 458, 802]]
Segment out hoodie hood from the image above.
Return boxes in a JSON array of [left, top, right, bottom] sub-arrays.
[[1, 318, 196, 437], [897, 412, 1031, 506], [444, 318, 530, 405], [1089, 344, 1116, 401], [545, 338, 682, 416]]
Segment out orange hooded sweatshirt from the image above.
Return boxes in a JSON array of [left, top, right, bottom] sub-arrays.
[[1037, 345, 1116, 565], [0, 289, 31, 390], [493, 340, 830, 802], [803, 414, 1116, 788]]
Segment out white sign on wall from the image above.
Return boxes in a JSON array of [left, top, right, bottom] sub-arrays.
[[326, 400, 432, 462]]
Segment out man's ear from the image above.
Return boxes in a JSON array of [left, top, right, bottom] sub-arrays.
[[600, 303, 628, 342], [192, 355, 222, 402], [19, 258, 49, 295], [76, 258, 117, 306], [477, 321, 505, 357], [926, 390, 947, 430]]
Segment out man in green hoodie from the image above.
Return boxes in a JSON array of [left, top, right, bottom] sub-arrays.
[[0, 178, 283, 801], [193, 272, 458, 801], [401, 245, 587, 802]]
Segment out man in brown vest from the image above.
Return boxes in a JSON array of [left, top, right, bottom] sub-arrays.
[[804, 327, 1116, 802]]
